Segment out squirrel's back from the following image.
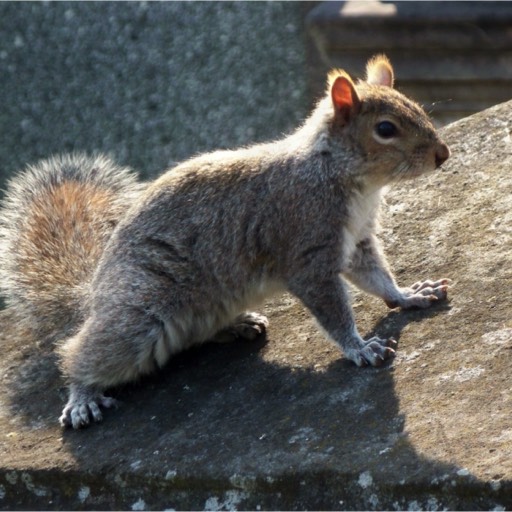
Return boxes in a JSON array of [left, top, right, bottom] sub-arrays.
[[0, 154, 143, 343]]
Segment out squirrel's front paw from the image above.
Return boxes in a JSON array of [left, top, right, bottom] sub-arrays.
[[386, 279, 451, 309], [347, 337, 397, 367], [59, 385, 118, 429]]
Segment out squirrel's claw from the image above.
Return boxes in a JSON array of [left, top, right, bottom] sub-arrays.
[[388, 278, 452, 309], [351, 337, 397, 367], [60, 386, 118, 429]]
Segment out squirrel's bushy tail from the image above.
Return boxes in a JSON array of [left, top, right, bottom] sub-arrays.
[[0, 154, 144, 344]]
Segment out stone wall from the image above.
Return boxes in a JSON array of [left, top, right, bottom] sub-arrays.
[[0, 1, 311, 185]]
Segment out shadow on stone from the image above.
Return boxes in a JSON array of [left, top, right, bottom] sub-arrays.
[[2, 300, 501, 510], [364, 300, 453, 342]]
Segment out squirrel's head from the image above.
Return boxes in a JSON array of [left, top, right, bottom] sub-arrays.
[[327, 55, 450, 184]]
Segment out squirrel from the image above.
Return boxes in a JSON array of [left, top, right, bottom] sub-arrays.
[[0, 55, 451, 429]]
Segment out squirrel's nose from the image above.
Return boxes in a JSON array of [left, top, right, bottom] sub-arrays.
[[435, 142, 450, 168]]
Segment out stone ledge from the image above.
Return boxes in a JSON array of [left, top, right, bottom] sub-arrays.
[[1, 100, 511, 510]]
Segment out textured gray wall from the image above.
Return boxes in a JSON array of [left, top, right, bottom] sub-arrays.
[[0, 1, 310, 184]]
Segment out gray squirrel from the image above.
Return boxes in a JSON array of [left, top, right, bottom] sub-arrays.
[[0, 55, 451, 429]]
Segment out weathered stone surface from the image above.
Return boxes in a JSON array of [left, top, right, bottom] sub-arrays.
[[0, 101, 511, 510]]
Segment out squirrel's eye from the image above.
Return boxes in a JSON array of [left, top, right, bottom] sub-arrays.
[[375, 121, 398, 138]]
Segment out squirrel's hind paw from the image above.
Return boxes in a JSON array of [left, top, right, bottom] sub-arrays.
[[59, 385, 118, 429], [213, 312, 269, 343]]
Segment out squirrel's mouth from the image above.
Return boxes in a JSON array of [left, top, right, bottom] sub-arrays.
[[392, 161, 432, 181]]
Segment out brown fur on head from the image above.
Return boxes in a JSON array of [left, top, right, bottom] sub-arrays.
[[326, 54, 449, 185]]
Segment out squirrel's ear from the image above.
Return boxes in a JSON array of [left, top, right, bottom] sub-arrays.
[[366, 54, 394, 88], [330, 73, 361, 124]]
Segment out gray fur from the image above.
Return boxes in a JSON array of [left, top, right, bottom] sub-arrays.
[[0, 154, 144, 343], [0, 57, 451, 429]]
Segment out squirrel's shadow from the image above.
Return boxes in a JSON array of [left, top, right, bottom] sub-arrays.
[[3, 300, 485, 509], [363, 300, 453, 342], [3, 299, 452, 425]]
